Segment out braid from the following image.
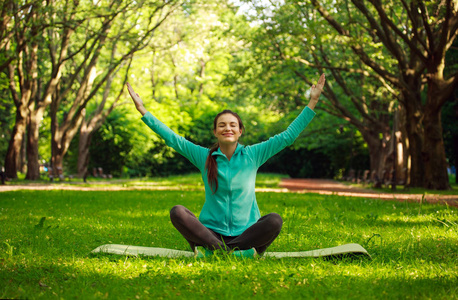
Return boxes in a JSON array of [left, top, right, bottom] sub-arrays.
[[205, 143, 219, 194]]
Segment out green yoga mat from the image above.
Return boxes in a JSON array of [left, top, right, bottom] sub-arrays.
[[91, 243, 371, 259]]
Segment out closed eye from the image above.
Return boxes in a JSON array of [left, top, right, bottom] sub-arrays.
[[218, 122, 238, 127]]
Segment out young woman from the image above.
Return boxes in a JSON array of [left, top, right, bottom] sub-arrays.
[[127, 73, 325, 257]]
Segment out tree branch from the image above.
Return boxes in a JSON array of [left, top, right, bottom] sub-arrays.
[[398, 0, 430, 53], [310, 0, 402, 89], [367, 0, 429, 62], [315, 47, 379, 125], [435, 0, 458, 60], [417, 0, 435, 50]]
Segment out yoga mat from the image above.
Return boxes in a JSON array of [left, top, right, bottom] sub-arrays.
[[91, 243, 371, 259]]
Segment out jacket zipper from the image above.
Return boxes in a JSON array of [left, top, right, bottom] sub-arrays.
[[227, 158, 232, 236]]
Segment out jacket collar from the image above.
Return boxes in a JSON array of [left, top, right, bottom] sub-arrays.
[[212, 143, 245, 157]]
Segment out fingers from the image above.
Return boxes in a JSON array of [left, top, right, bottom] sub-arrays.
[[127, 83, 147, 115], [126, 82, 138, 100], [308, 74, 325, 106], [126, 82, 134, 96], [317, 73, 325, 88], [310, 74, 325, 95], [127, 82, 136, 94]]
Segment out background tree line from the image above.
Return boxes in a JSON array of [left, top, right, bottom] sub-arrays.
[[1, 0, 456, 189]]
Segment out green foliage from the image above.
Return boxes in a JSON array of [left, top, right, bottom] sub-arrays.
[[2, 0, 456, 187], [87, 109, 135, 177], [0, 72, 13, 165], [118, 0, 317, 177], [261, 147, 334, 178], [0, 186, 457, 299], [226, 1, 383, 179]]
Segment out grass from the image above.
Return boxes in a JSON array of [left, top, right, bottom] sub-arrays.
[[1, 175, 457, 299]]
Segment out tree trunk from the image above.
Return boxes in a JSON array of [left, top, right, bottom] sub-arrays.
[[50, 134, 64, 176], [4, 104, 27, 178], [25, 107, 45, 180], [454, 100, 458, 184], [422, 108, 450, 189], [400, 75, 425, 187], [404, 110, 425, 187], [362, 126, 403, 186], [367, 142, 388, 183], [422, 68, 453, 189], [401, 76, 453, 190], [454, 134, 458, 184], [77, 128, 93, 178], [19, 130, 27, 173], [51, 120, 83, 176]]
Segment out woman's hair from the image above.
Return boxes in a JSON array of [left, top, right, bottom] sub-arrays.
[[205, 110, 245, 194]]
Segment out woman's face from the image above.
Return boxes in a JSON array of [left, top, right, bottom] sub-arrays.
[[213, 113, 242, 145]]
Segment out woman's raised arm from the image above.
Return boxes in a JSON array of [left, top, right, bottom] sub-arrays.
[[126, 82, 208, 171]]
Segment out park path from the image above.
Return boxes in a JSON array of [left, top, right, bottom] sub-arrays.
[[280, 178, 458, 207]]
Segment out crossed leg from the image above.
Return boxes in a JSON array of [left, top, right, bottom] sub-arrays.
[[169, 205, 283, 254]]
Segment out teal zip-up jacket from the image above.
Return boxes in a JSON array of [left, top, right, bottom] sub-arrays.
[[141, 107, 316, 236]]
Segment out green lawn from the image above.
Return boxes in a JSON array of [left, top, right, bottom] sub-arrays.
[[1, 176, 457, 299]]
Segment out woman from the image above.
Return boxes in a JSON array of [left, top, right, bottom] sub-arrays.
[[127, 73, 325, 257]]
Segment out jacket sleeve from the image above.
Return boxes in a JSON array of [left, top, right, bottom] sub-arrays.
[[141, 112, 208, 171], [246, 107, 316, 168]]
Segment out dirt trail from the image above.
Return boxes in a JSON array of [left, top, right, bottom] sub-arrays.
[[280, 178, 458, 207]]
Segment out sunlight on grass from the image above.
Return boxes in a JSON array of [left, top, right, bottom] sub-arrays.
[[1, 184, 457, 299]]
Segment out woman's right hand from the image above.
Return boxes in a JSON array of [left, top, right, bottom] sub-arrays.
[[127, 83, 147, 116], [307, 73, 325, 110]]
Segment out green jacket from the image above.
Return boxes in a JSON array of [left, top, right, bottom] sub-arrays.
[[141, 107, 316, 236]]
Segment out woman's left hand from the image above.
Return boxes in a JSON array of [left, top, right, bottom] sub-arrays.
[[127, 82, 147, 116]]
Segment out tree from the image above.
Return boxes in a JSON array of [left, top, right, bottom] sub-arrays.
[[0, 72, 14, 169], [1, 0, 44, 178], [2, 0, 181, 179], [48, 1, 181, 178], [309, 0, 458, 189], [145, 1, 246, 106], [76, 58, 132, 178]]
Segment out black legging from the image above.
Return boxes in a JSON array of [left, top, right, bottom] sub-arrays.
[[170, 205, 283, 254]]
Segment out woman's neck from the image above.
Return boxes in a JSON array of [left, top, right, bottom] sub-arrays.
[[219, 142, 238, 161]]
